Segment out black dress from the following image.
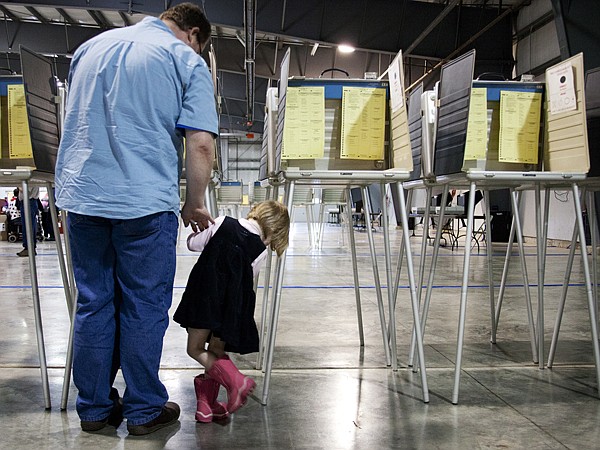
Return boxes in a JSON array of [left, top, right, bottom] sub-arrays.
[[174, 217, 266, 354]]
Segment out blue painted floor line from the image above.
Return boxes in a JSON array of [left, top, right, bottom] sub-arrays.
[[1, 282, 590, 290]]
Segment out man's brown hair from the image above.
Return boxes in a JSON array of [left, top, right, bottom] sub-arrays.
[[159, 2, 211, 46]]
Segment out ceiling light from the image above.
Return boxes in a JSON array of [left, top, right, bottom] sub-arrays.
[[338, 44, 355, 53]]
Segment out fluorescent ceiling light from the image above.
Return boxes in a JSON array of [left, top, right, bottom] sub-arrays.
[[310, 42, 319, 56], [338, 44, 355, 53]]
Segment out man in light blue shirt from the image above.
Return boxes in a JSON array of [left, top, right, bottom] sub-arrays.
[[55, 2, 217, 436]]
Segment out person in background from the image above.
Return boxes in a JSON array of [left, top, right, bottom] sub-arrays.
[[5, 189, 20, 221], [54, 2, 218, 436], [39, 191, 56, 241], [4, 190, 20, 240], [16, 186, 40, 257], [174, 200, 290, 423]]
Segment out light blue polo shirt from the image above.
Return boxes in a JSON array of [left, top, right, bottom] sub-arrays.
[[55, 16, 218, 219]]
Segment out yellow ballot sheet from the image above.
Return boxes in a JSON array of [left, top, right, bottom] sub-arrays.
[[499, 90, 542, 164], [282, 86, 325, 159], [8, 84, 33, 160], [340, 87, 386, 160], [464, 88, 488, 160]]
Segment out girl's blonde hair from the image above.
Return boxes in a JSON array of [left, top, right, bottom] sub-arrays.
[[247, 200, 290, 256]]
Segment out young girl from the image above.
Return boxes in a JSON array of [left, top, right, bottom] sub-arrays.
[[174, 200, 290, 423]]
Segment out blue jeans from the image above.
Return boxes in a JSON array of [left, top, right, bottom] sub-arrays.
[[68, 211, 178, 425], [19, 198, 39, 249]]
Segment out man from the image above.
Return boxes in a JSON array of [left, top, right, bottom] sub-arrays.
[[55, 3, 217, 436]]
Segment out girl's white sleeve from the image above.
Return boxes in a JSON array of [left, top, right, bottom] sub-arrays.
[[251, 249, 269, 278], [187, 216, 225, 252]]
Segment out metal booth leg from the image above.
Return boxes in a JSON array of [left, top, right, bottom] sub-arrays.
[[396, 183, 429, 402], [42, 182, 78, 410], [256, 185, 280, 370], [571, 184, 600, 391], [510, 190, 537, 362], [46, 182, 73, 317], [494, 189, 537, 362], [493, 197, 516, 334], [588, 191, 599, 322], [261, 181, 294, 405], [257, 248, 273, 370], [361, 185, 392, 366], [346, 187, 365, 346], [483, 191, 496, 343], [534, 185, 545, 368], [547, 220, 578, 367], [451, 181, 476, 405], [410, 184, 448, 371], [391, 188, 412, 308], [22, 180, 51, 409], [381, 183, 398, 370], [389, 188, 410, 361]]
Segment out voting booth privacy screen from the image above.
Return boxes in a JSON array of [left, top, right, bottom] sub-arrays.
[[433, 50, 476, 176], [19, 46, 61, 176], [543, 53, 589, 173], [407, 83, 424, 181]]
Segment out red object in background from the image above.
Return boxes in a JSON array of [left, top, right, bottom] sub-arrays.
[[246, 133, 254, 139]]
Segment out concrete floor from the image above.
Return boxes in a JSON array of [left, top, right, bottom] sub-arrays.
[[1, 219, 599, 449]]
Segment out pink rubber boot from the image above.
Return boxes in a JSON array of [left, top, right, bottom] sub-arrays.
[[194, 374, 229, 423], [206, 355, 256, 414]]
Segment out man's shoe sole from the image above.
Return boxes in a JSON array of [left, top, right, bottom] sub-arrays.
[[81, 420, 108, 432], [127, 402, 180, 436], [80, 391, 123, 432]]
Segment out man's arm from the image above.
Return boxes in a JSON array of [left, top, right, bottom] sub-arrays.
[[181, 129, 216, 232]]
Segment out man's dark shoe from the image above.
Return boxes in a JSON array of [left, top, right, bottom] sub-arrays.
[[80, 389, 123, 432], [127, 402, 180, 436], [17, 248, 36, 257]]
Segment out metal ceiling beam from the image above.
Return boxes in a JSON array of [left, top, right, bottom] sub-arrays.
[[118, 11, 131, 26], [0, 5, 21, 22], [56, 8, 76, 24], [1, 0, 166, 14], [87, 10, 111, 29], [407, 0, 529, 91], [25, 6, 50, 24]]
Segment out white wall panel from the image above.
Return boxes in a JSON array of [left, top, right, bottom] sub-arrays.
[[516, 22, 560, 74], [516, 0, 553, 30]]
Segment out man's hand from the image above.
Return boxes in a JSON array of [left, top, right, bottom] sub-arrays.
[[181, 203, 214, 232]]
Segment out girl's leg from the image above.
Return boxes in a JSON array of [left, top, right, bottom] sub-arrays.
[[207, 335, 226, 359], [187, 328, 218, 369]]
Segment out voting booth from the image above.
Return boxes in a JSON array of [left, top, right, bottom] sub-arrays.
[[413, 50, 598, 404], [258, 48, 429, 406], [0, 47, 71, 410], [547, 65, 600, 375]]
